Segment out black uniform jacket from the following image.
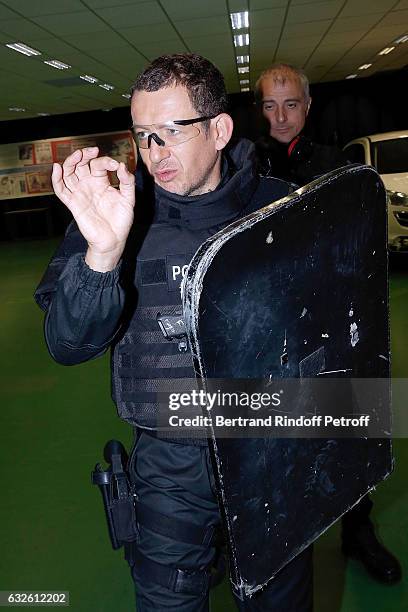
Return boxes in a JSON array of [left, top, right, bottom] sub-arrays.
[[256, 134, 350, 186], [35, 139, 290, 436]]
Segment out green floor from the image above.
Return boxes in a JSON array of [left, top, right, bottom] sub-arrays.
[[0, 239, 407, 611]]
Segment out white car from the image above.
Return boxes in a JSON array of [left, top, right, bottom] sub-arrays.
[[343, 131, 408, 252]]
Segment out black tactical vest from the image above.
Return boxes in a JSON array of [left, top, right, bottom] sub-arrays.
[[34, 140, 290, 446], [112, 143, 290, 443]]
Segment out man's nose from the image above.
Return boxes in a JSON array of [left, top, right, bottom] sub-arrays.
[[149, 138, 170, 163], [276, 106, 287, 123]]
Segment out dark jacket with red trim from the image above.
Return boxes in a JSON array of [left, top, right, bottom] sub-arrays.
[[255, 134, 350, 186]]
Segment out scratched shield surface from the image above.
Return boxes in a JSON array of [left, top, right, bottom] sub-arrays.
[[183, 165, 392, 598]]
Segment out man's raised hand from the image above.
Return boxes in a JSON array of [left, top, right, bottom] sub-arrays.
[[52, 147, 135, 271]]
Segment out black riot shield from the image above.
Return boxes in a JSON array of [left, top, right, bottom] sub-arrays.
[[182, 165, 392, 599]]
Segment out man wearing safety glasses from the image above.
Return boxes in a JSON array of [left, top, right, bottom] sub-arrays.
[[35, 54, 312, 611]]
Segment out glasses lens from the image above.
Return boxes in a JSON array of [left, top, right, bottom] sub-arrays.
[[159, 124, 199, 146], [132, 128, 150, 149], [132, 123, 200, 149]]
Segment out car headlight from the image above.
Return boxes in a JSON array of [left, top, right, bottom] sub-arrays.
[[387, 190, 408, 206]]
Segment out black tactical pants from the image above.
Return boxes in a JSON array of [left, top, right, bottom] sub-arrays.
[[127, 430, 313, 611]]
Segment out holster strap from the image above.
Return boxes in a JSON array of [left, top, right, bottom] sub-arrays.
[[135, 499, 218, 546], [132, 548, 211, 595]]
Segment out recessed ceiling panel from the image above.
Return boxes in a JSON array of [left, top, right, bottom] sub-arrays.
[[379, 8, 408, 26], [251, 27, 282, 43], [161, 0, 226, 20], [24, 37, 83, 57], [94, 2, 168, 28], [130, 41, 189, 60], [175, 16, 231, 37], [322, 31, 368, 45], [30, 12, 111, 36], [251, 0, 288, 8], [184, 33, 234, 48], [85, 0, 149, 7], [198, 48, 237, 64], [250, 8, 286, 29], [42, 76, 89, 87], [1, 19, 49, 41], [284, 20, 332, 37], [304, 47, 344, 61], [95, 48, 146, 68], [0, 5, 21, 20], [1, 0, 86, 16], [121, 22, 181, 43], [277, 41, 323, 55], [363, 25, 408, 43], [61, 33, 138, 53], [340, 0, 398, 18], [287, 1, 344, 24], [330, 15, 383, 32], [187, 42, 234, 58]]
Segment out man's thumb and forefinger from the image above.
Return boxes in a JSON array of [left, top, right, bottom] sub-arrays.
[[51, 162, 72, 208], [117, 162, 136, 206], [51, 154, 136, 213]]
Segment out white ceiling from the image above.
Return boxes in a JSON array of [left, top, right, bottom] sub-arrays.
[[0, 0, 407, 121]]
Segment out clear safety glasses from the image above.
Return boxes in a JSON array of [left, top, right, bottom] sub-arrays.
[[131, 116, 216, 149]]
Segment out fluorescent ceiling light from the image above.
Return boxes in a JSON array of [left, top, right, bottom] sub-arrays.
[[358, 63, 372, 70], [44, 59, 71, 70], [80, 75, 98, 83], [99, 83, 114, 91], [238, 66, 249, 74], [122, 93, 131, 99], [237, 55, 249, 64], [378, 47, 395, 55], [6, 42, 41, 56], [394, 34, 408, 44], [346, 74, 357, 79], [9, 107, 26, 111], [230, 11, 249, 30], [37, 113, 50, 116], [241, 87, 250, 92], [240, 79, 250, 85], [234, 34, 249, 47]]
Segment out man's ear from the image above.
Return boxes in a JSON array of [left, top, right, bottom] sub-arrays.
[[306, 97, 312, 116], [213, 114, 234, 151]]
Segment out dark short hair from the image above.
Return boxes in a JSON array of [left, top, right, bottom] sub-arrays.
[[131, 53, 228, 118]]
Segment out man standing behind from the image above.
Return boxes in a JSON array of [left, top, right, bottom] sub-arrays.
[[255, 63, 401, 585], [255, 63, 348, 184]]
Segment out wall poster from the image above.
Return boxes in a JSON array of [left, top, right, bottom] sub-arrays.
[[0, 131, 136, 201]]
